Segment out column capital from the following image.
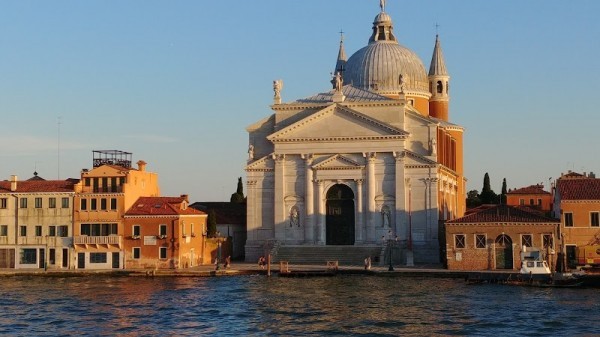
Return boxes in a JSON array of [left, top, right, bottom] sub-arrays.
[[272, 153, 285, 162], [392, 151, 405, 161], [301, 153, 314, 162], [354, 179, 364, 185]]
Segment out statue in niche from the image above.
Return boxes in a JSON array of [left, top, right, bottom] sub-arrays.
[[381, 205, 391, 228], [248, 144, 254, 160], [429, 137, 437, 156], [398, 74, 405, 93], [289, 207, 300, 227]]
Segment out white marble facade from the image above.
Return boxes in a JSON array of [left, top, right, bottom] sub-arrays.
[[246, 91, 446, 263]]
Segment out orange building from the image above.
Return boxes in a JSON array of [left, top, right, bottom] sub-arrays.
[[445, 204, 559, 271], [73, 150, 160, 269], [124, 196, 207, 269], [506, 184, 552, 214], [553, 171, 600, 267]]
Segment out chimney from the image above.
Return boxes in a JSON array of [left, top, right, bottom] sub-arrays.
[[137, 160, 147, 172], [590, 172, 596, 179], [10, 175, 17, 192], [180, 194, 189, 202]]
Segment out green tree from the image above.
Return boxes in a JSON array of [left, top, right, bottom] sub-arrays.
[[478, 172, 498, 204], [230, 177, 245, 203], [207, 209, 217, 237], [466, 189, 482, 208], [500, 178, 508, 204]]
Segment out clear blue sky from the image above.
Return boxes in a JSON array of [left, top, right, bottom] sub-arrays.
[[1, 0, 599, 201]]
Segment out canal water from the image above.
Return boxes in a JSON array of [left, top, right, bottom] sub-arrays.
[[0, 275, 598, 336]]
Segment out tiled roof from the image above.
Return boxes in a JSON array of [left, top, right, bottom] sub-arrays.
[[556, 178, 600, 200], [0, 180, 76, 193], [507, 184, 550, 195], [125, 197, 206, 216], [447, 204, 559, 224], [294, 85, 391, 103], [189, 202, 246, 225]]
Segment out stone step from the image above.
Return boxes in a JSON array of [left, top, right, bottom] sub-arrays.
[[274, 245, 383, 265]]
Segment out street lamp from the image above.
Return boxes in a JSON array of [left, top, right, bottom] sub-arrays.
[[385, 234, 399, 271]]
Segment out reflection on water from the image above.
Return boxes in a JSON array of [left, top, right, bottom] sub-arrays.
[[0, 275, 599, 336]]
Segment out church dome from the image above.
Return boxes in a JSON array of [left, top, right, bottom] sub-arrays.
[[344, 11, 429, 96]]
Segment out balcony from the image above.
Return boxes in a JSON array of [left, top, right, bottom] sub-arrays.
[[16, 236, 73, 247], [74, 235, 122, 248]]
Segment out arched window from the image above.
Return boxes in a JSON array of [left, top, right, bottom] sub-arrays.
[[436, 81, 443, 93], [446, 81, 449, 94], [495, 234, 512, 247]]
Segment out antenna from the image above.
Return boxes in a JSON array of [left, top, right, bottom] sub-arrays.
[[57, 116, 62, 179]]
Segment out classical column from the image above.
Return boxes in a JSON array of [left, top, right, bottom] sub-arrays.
[[273, 154, 286, 241], [304, 154, 314, 243], [316, 180, 325, 244], [355, 179, 364, 243], [366, 152, 376, 242], [394, 152, 406, 240]]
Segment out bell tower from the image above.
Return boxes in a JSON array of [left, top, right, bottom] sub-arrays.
[[428, 34, 449, 121]]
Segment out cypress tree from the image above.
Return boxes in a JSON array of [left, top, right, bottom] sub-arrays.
[[479, 172, 498, 204], [230, 177, 245, 203], [501, 178, 508, 204], [207, 209, 217, 237]]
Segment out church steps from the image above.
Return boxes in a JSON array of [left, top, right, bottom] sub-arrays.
[[273, 245, 383, 266]]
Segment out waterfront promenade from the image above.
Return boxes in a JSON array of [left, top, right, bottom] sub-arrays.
[[0, 262, 501, 279]]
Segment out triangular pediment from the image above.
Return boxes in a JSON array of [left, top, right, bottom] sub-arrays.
[[267, 105, 408, 142], [403, 150, 438, 168], [245, 155, 274, 172], [312, 154, 364, 171]]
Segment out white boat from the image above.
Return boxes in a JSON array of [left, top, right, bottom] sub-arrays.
[[520, 246, 551, 275]]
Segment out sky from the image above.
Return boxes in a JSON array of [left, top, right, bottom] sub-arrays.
[[1, 0, 599, 201]]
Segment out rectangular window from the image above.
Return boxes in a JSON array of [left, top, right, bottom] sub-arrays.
[[191, 223, 195, 237], [110, 198, 117, 210], [0, 225, 8, 236], [20, 249, 37, 264], [519, 199, 524, 205], [133, 225, 141, 236], [35, 226, 42, 237], [159, 224, 167, 236], [49, 226, 56, 237], [81, 199, 87, 211], [0, 198, 7, 209], [159, 247, 167, 259], [475, 234, 486, 249], [100, 198, 107, 210], [90, 199, 97, 211], [81, 224, 91, 236], [93, 178, 99, 193], [62, 197, 69, 208], [90, 252, 107, 263], [58, 226, 68, 237], [565, 213, 574, 227], [85, 178, 90, 186], [20, 226, 27, 237], [521, 234, 533, 247], [49, 249, 56, 265], [102, 177, 108, 192], [454, 234, 466, 249], [20, 198, 27, 208], [537, 199, 542, 206], [543, 234, 554, 249], [529, 199, 534, 206], [49, 197, 56, 208], [591, 212, 600, 227], [35, 197, 42, 208], [111, 177, 117, 192], [133, 247, 141, 259]]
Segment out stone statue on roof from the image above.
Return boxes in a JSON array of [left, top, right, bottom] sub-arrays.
[[273, 79, 283, 103], [399, 74, 405, 93], [334, 71, 343, 92], [380, 0, 386, 12]]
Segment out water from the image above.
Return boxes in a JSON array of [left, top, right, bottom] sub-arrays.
[[0, 275, 598, 336]]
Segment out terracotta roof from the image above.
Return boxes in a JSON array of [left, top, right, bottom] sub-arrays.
[[507, 184, 550, 195], [0, 180, 76, 193], [556, 178, 600, 200], [125, 197, 206, 216], [190, 202, 246, 225], [447, 204, 559, 224]]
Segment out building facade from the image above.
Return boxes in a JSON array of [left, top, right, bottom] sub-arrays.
[[0, 174, 75, 269], [445, 204, 559, 271], [506, 184, 552, 214], [553, 171, 600, 267], [124, 196, 207, 269], [245, 4, 465, 264], [73, 151, 160, 269]]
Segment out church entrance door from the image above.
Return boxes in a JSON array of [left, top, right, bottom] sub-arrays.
[[495, 234, 513, 269], [326, 184, 355, 245]]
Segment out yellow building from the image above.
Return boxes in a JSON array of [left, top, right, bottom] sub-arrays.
[[553, 171, 600, 267], [73, 150, 160, 269]]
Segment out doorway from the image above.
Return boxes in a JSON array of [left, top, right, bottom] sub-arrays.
[[326, 184, 355, 245]]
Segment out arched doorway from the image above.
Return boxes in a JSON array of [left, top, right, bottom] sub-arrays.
[[495, 234, 513, 269], [326, 184, 355, 245]]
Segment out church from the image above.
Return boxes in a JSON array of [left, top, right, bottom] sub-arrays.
[[245, 2, 465, 265]]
